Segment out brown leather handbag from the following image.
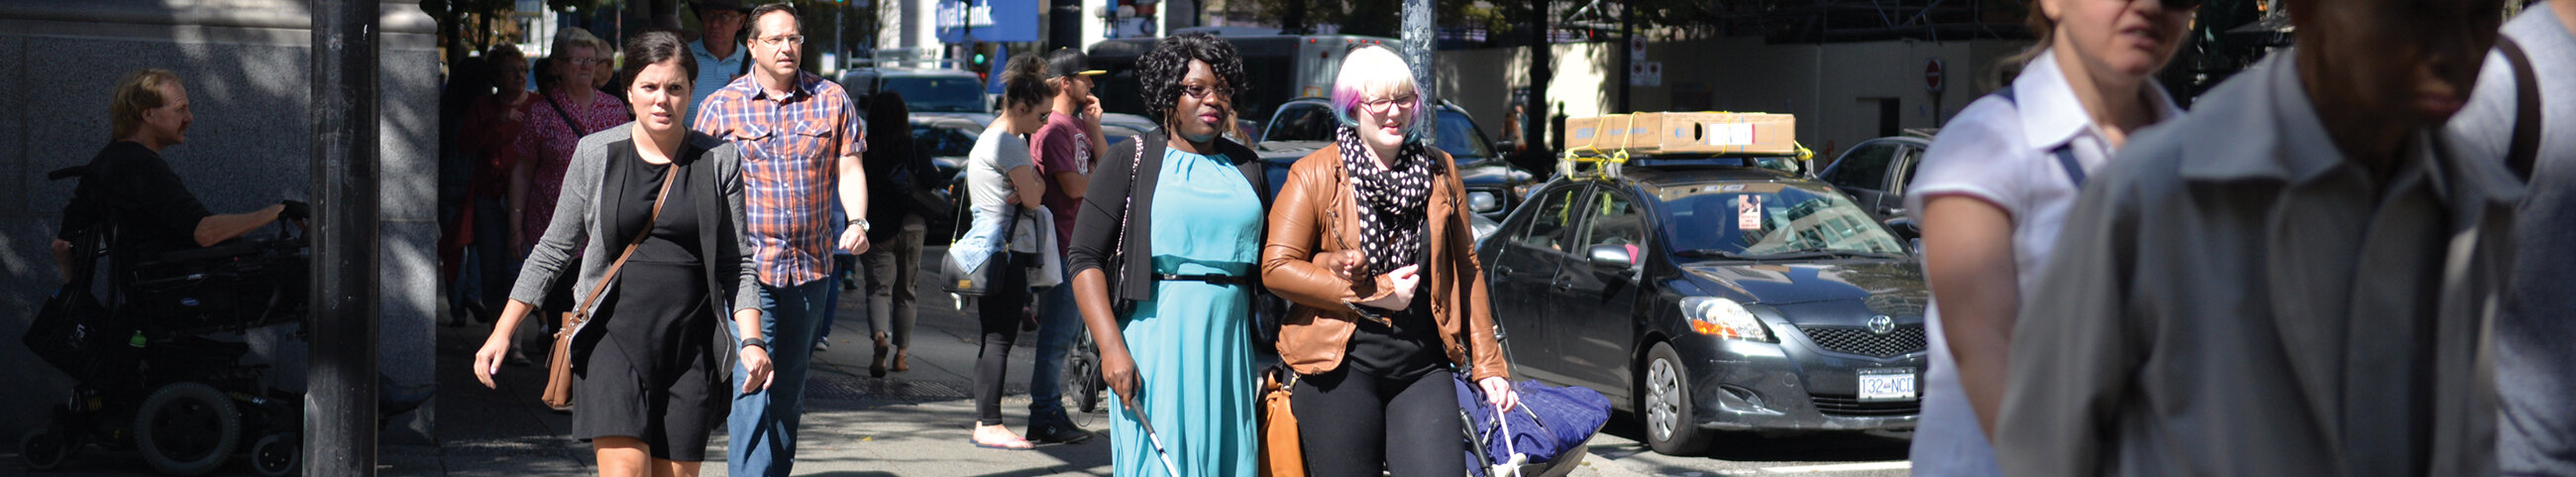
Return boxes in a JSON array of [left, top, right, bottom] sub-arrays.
[[1257, 365, 1305, 477], [541, 164, 677, 409]]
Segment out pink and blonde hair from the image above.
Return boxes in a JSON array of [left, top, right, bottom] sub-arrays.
[[1330, 45, 1431, 145]]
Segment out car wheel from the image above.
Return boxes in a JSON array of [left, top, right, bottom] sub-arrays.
[[1641, 342, 1711, 455], [19, 423, 76, 471], [136, 382, 242, 476]]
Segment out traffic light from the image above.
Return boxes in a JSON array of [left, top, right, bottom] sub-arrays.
[[974, 53, 987, 65]]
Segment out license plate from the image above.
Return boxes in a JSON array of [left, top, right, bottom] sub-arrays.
[[1857, 368, 1916, 402]]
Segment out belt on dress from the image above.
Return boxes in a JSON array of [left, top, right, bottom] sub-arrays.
[[1156, 273, 1250, 286]]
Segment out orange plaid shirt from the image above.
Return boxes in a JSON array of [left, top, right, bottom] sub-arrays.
[[692, 71, 866, 287]]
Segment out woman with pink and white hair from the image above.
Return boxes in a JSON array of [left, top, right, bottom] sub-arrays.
[[1261, 44, 1517, 477]]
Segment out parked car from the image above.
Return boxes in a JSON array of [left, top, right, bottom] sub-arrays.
[[1255, 97, 1538, 219], [1813, 133, 1933, 230], [911, 115, 985, 239], [839, 67, 991, 115], [1477, 158, 1928, 456], [1097, 112, 1155, 149]]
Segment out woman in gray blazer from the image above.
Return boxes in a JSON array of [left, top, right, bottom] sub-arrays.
[[471, 31, 765, 477]]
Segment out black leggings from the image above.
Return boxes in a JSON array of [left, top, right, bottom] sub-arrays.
[[974, 253, 1033, 426], [1292, 366, 1466, 477]]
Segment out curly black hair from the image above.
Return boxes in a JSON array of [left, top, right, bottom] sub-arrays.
[[1135, 33, 1247, 130]]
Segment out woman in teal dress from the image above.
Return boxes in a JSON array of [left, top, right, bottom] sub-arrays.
[[1063, 33, 1271, 476]]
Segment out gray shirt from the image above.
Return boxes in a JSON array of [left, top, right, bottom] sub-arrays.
[[2445, 3, 2576, 474], [965, 122, 1034, 218], [1998, 50, 2518, 477]]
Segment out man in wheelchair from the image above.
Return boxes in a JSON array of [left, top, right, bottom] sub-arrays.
[[17, 69, 336, 475], [46, 69, 312, 334]]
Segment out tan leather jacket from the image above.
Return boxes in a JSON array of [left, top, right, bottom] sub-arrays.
[[1260, 143, 1508, 382]]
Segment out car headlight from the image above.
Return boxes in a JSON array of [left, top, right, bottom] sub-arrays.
[[1680, 297, 1771, 342], [1467, 190, 1501, 213]]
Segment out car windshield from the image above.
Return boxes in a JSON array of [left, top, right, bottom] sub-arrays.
[[912, 124, 980, 158], [1434, 109, 1495, 165], [1264, 103, 1338, 143], [1656, 182, 1906, 258], [884, 75, 986, 113]]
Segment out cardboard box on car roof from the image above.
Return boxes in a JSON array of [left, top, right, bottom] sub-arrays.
[[1565, 112, 1798, 156]]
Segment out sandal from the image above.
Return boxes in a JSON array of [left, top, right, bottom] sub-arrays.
[[970, 426, 1034, 450]]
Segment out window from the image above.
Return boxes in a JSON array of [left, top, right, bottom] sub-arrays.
[[882, 76, 987, 113], [1265, 103, 1339, 143], [1512, 186, 1582, 253], [1824, 143, 1897, 192], [1576, 190, 1644, 254], [1892, 145, 1924, 195]]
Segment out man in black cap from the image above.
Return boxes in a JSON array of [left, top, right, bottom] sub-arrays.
[[687, 0, 753, 123], [1024, 47, 1106, 443]]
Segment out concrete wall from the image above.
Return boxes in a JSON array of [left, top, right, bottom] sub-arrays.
[[0, 0, 441, 443], [1436, 37, 2031, 160]]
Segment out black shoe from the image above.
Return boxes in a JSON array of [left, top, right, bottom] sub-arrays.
[[1025, 418, 1092, 444], [465, 299, 493, 323]]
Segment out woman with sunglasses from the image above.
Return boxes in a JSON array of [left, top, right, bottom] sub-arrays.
[[1065, 32, 1271, 475], [1260, 45, 1516, 476], [1905, 0, 2193, 473]]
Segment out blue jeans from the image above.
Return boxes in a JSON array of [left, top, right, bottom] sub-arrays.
[[1027, 279, 1081, 418], [817, 254, 855, 341], [728, 279, 830, 477]]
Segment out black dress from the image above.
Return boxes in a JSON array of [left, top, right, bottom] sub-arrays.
[[570, 144, 721, 461]]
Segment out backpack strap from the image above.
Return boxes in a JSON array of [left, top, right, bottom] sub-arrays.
[[1990, 85, 2088, 187], [2498, 36, 2542, 180]]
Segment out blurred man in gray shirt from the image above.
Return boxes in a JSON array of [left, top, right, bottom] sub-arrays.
[[2447, 2, 2576, 475]]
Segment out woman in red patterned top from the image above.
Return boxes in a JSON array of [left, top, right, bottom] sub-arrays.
[[511, 28, 631, 255], [502, 29, 630, 365]]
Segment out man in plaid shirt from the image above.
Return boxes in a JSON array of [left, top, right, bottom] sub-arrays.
[[691, 4, 869, 475]]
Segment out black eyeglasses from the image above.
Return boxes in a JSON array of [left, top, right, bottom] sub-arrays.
[[2156, 0, 2200, 10], [1180, 83, 1232, 99]]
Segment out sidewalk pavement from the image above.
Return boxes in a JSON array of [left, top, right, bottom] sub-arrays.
[[5, 248, 1656, 476]]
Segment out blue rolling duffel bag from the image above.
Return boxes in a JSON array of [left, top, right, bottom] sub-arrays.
[[1456, 374, 1614, 477]]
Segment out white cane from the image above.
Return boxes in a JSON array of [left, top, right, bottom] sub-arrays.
[[1123, 395, 1183, 477]]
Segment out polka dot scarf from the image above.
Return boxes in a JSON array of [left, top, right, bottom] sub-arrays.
[[1338, 125, 1435, 279]]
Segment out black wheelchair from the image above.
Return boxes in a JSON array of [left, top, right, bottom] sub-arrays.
[[17, 165, 313, 476]]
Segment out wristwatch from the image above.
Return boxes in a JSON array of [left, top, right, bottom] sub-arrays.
[[847, 217, 872, 233], [738, 337, 769, 351]]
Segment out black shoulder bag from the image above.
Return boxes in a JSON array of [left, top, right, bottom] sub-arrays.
[[1106, 135, 1154, 317]]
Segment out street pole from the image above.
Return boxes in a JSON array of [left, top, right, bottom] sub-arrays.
[[1402, 0, 1436, 145], [1618, 0, 1631, 114], [1528, 0, 1551, 152], [308, 0, 382, 474]]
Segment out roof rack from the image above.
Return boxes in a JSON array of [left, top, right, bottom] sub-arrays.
[[1556, 148, 1631, 181], [1557, 142, 1820, 181]]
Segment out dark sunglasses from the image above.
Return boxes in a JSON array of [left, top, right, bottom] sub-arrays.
[[2158, 0, 2200, 10]]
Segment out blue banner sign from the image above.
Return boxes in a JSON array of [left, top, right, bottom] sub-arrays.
[[937, 0, 1038, 43]]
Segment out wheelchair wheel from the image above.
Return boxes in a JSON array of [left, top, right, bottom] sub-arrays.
[[18, 424, 76, 471], [250, 432, 300, 477], [135, 382, 242, 476], [1064, 326, 1106, 417]]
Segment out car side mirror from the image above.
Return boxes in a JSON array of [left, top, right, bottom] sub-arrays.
[[1586, 244, 1635, 269], [1883, 217, 1922, 242]]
